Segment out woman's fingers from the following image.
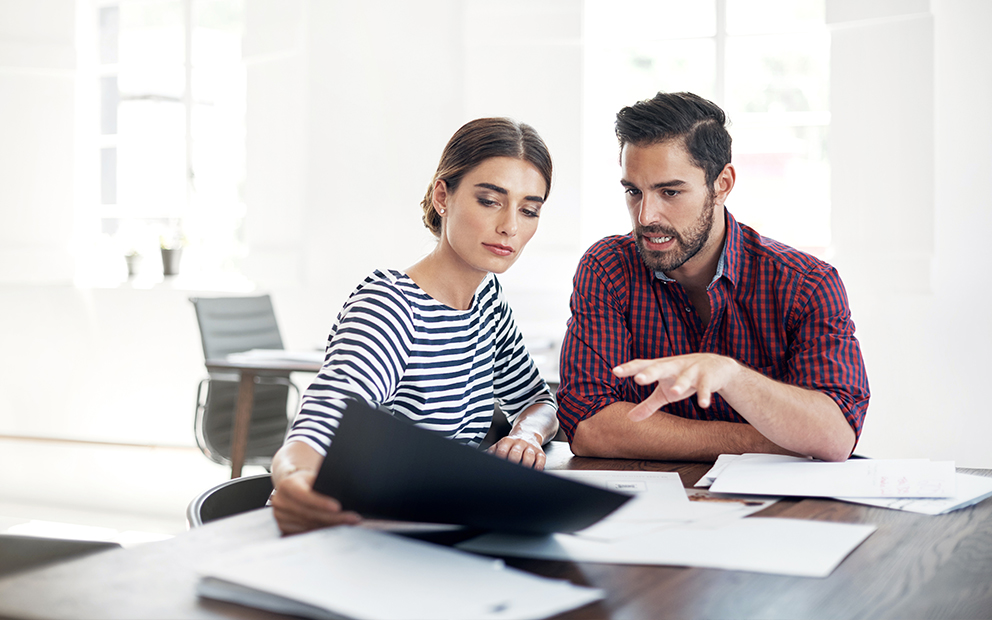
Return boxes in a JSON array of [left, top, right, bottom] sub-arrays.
[[488, 437, 545, 469]]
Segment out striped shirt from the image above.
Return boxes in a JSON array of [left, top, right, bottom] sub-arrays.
[[557, 209, 869, 444], [287, 269, 556, 456]]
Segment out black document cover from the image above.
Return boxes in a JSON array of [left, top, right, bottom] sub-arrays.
[[313, 400, 631, 535]]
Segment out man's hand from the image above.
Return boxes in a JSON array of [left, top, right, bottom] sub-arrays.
[[487, 434, 546, 470], [613, 353, 740, 422]]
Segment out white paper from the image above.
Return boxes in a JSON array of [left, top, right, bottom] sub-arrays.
[[694, 453, 741, 487], [197, 526, 603, 620], [834, 472, 992, 515], [545, 470, 776, 541], [709, 454, 957, 498], [226, 348, 324, 364], [459, 517, 876, 578]]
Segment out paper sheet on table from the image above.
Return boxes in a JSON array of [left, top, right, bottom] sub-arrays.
[[546, 471, 776, 541], [459, 517, 875, 578], [226, 348, 325, 364], [695, 453, 741, 487], [708, 454, 957, 498], [197, 526, 603, 620], [834, 472, 992, 514]]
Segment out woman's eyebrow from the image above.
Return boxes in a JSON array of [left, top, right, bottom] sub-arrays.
[[475, 182, 545, 204]]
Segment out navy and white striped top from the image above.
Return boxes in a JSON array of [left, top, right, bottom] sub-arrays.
[[287, 269, 556, 456]]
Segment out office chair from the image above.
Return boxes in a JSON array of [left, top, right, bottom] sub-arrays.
[[189, 295, 300, 470], [186, 473, 274, 528]]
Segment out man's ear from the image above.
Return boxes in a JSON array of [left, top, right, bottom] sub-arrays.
[[713, 163, 736, 206]]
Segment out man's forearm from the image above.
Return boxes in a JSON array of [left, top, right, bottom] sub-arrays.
[[719, 362, 855, 462], [570, 402, 791, 461]]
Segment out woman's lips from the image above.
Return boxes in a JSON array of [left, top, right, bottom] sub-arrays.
[[483, 243, 514, 257]]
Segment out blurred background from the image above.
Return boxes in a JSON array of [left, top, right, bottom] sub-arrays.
[[1, 0, 989, 540]]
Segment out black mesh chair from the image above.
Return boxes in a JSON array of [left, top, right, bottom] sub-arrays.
[[190, 295, 300, 470], [186, 473, 274, 528]]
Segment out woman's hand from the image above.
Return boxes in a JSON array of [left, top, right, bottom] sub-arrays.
[[270, 442, 361, 534], [488, 434, 546, 470]]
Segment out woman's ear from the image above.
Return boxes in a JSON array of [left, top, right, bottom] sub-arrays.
[[432, 179, 448, 215]]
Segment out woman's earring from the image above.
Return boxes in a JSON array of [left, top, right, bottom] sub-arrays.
[[438, 209, 445, 214]]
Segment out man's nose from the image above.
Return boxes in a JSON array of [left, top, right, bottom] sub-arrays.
[[638, 193, 665, 226]]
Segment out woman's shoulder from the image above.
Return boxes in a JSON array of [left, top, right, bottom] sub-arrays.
[[344, 269, 423, 312]]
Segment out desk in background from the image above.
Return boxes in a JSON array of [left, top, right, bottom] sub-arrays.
[[204, 356, 321, 479], [0, 448, 989, 620]]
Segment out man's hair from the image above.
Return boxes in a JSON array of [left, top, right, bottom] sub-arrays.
[[615, 92, 732, 187]]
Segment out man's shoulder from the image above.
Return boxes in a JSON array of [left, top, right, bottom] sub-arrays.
[[735, 222, 835, 278], [582, 233, 639, 266]]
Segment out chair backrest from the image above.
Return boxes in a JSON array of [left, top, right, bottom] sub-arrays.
[[189, 295, 296, 468], [189, 295, 284, 360], [186, 473, 274, 528]]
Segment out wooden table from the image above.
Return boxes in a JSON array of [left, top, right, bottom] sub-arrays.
[[204, 357, 321, 479], [1, 448, 989, 620]]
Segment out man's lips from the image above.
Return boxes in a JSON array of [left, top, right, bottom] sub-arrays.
[[639, 231, 676, 250], [483, 243, 514, 256]]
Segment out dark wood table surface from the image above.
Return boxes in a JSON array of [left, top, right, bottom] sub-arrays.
[[1, 445, 989, 620]]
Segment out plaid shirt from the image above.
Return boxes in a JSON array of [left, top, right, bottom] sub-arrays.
[[557, 209, 869, 444]]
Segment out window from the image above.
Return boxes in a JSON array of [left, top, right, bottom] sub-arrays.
[[582, 0, 830, 257], [76, 0, 249, 288]]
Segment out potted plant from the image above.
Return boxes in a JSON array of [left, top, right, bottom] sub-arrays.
[[124, 250, 142, 277], [160, 235, 185, 276]]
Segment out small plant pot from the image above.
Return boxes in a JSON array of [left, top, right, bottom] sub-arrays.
[[124, 254, 142, 277], [161, 247, 183, 276]]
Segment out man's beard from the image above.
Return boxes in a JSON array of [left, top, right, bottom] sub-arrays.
[[634, 192, 717, 273]]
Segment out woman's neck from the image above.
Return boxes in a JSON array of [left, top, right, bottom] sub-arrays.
[[405, 246, 487, 311]]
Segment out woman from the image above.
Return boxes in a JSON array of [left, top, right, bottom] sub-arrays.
[[271, 118, 559, 534]]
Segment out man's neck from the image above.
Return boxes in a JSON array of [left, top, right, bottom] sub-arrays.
[[665, 225, 727, 294]]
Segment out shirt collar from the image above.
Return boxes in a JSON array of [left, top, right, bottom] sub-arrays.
[[653, 207, 740, 289]]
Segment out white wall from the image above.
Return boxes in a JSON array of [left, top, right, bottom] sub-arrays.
[[829, 0, 992, 467], [1, 0, 990, 472]]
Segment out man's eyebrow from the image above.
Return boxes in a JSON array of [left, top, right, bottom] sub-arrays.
[[620, 178, 688, 190], [475, 182, 545, 204]]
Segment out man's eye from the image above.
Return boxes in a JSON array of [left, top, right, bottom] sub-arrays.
[[522, 208, 540, 218], [663, 189, 680, 197], [624, 187, 640, 196]]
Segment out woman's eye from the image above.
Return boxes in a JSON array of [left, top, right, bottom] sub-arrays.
[[478, 198, 498, 207]]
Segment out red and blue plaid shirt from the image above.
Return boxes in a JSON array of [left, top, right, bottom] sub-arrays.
[[557, 209, 869, 444]]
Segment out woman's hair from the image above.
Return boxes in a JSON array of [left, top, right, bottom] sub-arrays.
[[420, 118, 553, 237]]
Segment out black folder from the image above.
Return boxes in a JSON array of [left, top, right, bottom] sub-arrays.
[[313, 400, 631, 535]]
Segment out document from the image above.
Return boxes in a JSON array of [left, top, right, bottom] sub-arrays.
[[708, 454, 957, 498], [197, 526, 604, 620], [313, 400, 631, 534], [834, 472, 992, 515], [546, 470, 776, 541], [226, 348, 324, 364], [458, 517, 876, 578]]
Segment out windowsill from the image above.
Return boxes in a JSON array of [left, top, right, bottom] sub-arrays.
[[73, 269, 257, 293]]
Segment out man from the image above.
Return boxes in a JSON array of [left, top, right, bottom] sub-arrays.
[[557, 92, 869, 463]]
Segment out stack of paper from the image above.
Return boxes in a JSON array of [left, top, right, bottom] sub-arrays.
[[197, 526, 603, 620], [226, 348, 325, 364], [456, 470, 875, 578], [698, 454, 992, 515]]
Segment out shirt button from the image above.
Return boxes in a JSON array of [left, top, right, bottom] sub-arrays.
[[684, 306, 692, 312]]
